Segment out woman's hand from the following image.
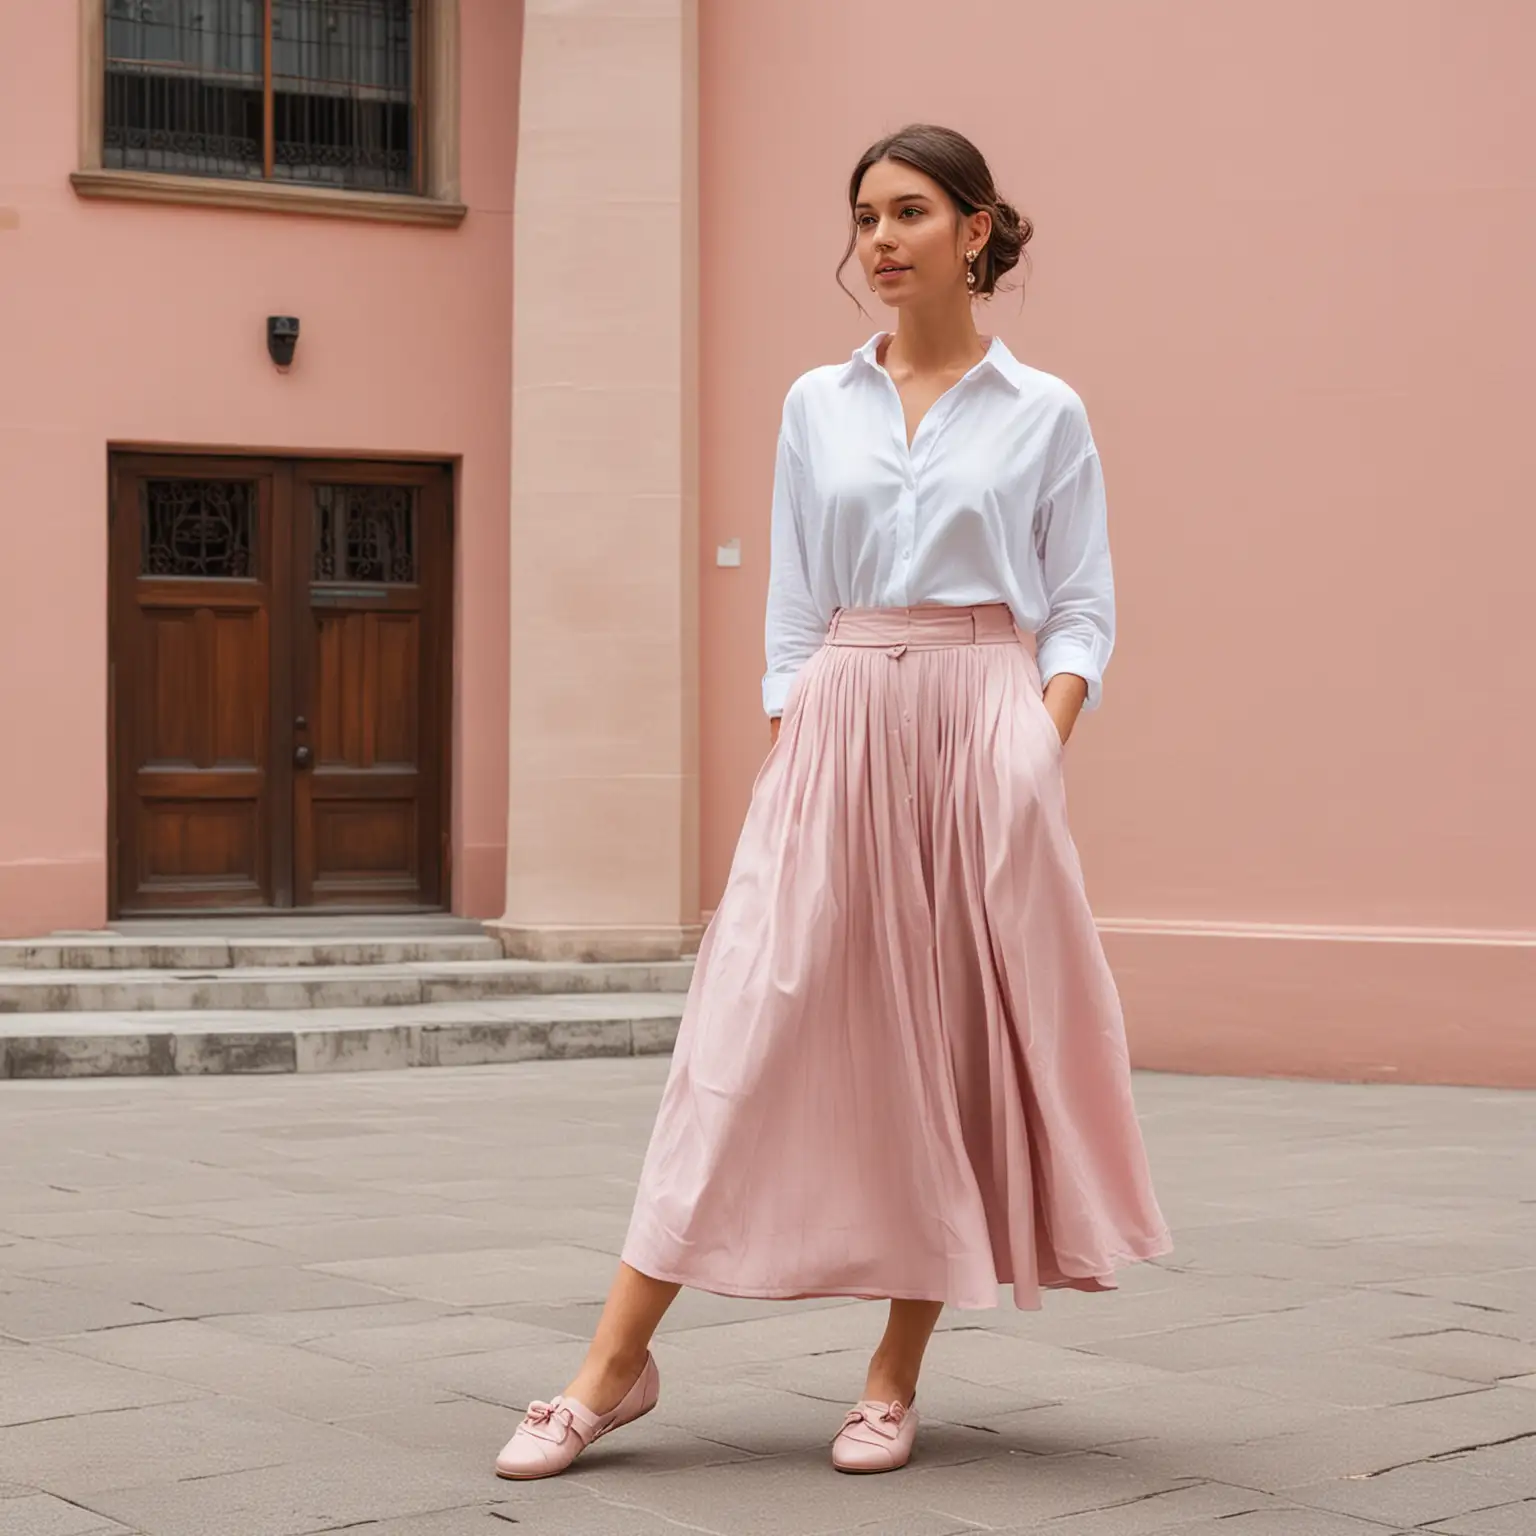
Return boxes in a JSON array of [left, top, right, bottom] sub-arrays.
[[1042, 673, 1088, 747]]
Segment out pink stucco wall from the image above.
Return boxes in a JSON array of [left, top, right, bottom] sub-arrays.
[[697, 1, 1536, 1084], [0, 2, 518, 934]]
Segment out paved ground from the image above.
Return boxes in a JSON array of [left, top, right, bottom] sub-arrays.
[[1, 1062, 1532, 1536]]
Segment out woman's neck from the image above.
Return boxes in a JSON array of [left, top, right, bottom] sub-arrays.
[[881, 305, 988, 379]]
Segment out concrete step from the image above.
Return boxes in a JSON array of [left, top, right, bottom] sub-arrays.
[[0, 959, 694, 1014], [0, 934, 506, 971], [0, 993, 684, 1079]]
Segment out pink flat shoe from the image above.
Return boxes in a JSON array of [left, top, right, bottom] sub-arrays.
[[831, 1395, 918, 1473], [494, 1353, 660, 1480]]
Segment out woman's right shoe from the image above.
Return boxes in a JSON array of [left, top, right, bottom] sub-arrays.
[[494, 1352, 660, 1480], [831, 1395, 919, 1473]]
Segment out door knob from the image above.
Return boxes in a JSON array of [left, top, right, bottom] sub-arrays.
[[295, 745, 312, 768], [295, 715, 308, 731]]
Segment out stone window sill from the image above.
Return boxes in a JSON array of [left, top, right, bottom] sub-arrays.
[[70, 169, 467, 229]]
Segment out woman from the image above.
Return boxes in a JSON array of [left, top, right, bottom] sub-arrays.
[[496, 122, 1171, 1481]]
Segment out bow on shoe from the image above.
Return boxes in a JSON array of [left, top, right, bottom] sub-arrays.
[[520, 1398, 576, 1443], [842, 1400, 906, 1440]]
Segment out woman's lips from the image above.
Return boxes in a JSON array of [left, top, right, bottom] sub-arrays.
[[875, 266, 910, 280]]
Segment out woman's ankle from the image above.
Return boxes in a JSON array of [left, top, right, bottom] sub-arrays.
[[591, 1338, 651, 1378], [564, 1345, 649, 1408], [862, 1349, 920, 1406]]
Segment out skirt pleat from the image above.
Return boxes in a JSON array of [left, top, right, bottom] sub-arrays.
[[621, 604, 1171, 1309]]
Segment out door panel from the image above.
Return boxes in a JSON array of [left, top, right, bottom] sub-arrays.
[[110, 454, 450, 914], [291, 464, 448, 909], [111, 463, 287, 912], [137, 792, 261, 888]]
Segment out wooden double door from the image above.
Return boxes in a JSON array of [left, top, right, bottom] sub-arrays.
[[110, 456, 452, 914]]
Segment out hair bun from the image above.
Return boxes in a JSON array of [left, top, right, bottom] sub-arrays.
[[988, 198, 1033, 283]]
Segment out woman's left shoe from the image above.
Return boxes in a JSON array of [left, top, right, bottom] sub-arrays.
[[831, 1396, 918, 1473]]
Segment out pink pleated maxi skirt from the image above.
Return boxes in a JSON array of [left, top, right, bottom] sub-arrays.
[[622, 603, 1172, 1310]]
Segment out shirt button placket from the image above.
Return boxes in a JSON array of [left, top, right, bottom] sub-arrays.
[[898, 465, 916, 596], [897, 458, 916, 808]]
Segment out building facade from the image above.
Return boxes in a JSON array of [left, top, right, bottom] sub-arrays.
[[1, 1, 1531, 1087]]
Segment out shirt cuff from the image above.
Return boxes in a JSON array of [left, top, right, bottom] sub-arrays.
[[1036, 637, 1104, 712], [762, 671, 796, 718]]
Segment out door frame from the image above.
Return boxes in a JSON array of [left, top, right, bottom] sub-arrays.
[[107, 447, 456, 918]]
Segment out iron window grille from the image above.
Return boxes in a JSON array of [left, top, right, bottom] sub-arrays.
[[103, 0, 419, 193]]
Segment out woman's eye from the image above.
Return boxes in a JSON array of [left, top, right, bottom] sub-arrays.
[[901, 207, 922, 218]]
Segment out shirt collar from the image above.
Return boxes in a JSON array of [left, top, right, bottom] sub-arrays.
[[841, 331, 1026, 392], [843, 332, 886, 380]]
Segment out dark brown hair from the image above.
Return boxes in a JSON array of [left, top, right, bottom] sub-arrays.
[[837, 123, 1033, 306]]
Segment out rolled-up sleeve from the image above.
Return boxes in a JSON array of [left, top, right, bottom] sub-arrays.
[[1032, 436, 1115, 712], [762, 393, 826, 718]]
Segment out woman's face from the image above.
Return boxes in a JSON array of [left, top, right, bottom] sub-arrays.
[[853, 159, 988, 309]]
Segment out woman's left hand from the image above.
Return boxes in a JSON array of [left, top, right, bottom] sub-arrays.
[[1042, 673, 1088, 748]]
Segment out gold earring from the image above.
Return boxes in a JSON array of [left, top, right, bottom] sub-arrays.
[[965, 250, 978, 291]]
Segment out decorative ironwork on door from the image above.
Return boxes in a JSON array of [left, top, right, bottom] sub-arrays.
[[312, 483, 416, 584], [140, 479, 256, 578]]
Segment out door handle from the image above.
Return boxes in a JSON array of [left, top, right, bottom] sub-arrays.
[[295, 745, 312, 768]]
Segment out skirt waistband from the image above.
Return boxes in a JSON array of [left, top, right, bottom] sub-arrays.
[[825, 604, 1031, 651]]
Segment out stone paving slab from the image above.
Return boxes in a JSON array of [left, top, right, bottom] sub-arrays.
[[0, 1395, 383, 1502], [1428, 1499, 1536, 1534], [1281, 1437, 1536, 1526], [0, 1063, 1532, 1535], [80, 1448, 493, 1536], [0, 1494, 135, 1536], [0, 1342, 206, 1426], [1095, 1513, 1417, 1536], [1188, 1346, 1496, 1407]]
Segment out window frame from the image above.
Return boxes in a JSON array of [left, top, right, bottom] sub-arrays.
[[73, 0, 464, 227]]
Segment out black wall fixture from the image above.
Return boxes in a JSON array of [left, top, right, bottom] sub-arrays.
[[267, 316, 300, 368]]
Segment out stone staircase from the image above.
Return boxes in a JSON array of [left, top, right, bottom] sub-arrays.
[[0, 924, 691, 1080]]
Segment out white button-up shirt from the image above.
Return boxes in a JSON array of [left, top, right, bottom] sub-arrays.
[[763, 331, 1115, 718]]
